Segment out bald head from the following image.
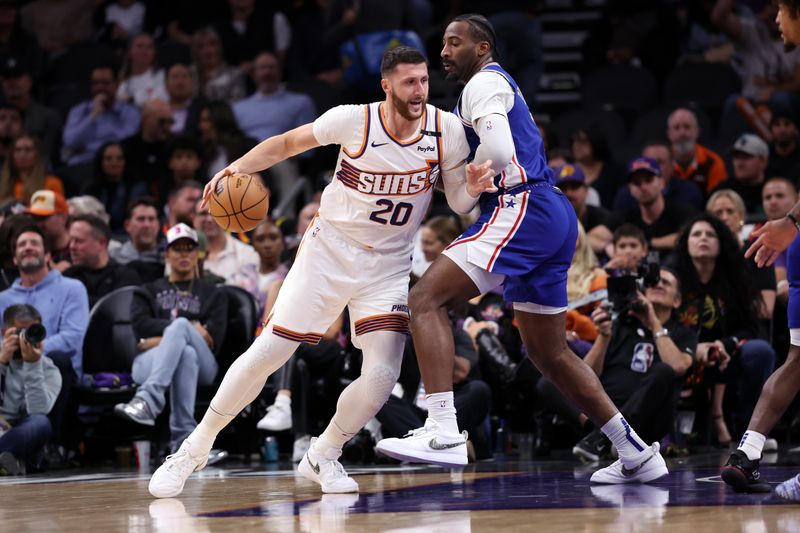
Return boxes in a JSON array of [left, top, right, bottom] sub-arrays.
[[141, 99, 173, 142]]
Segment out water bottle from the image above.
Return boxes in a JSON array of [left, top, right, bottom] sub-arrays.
[[263, 436, 278, 462]]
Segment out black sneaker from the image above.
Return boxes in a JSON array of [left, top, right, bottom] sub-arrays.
[[0, 451, 25, 475], [573, 429, 611, 462], [721, 450, 772, 493]]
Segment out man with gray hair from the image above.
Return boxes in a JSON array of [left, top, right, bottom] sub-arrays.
[[0, 304, 62, 475], [668, 107, 728, 197], [713, 133, 770, 215]]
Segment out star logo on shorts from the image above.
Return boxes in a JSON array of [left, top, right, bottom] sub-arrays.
[[506, 199, 516, 208]]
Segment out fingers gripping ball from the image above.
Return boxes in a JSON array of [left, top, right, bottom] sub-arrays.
[[208, 173, 269, 232]]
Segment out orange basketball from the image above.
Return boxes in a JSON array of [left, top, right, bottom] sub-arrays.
[[208, 173, 270, 232]]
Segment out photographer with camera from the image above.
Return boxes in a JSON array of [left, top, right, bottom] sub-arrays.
[[0, 304, 62, 475], [537, 267, 696, 461]]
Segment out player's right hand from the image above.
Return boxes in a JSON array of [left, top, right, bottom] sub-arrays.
[[466, 159, 498, 198], [745, 216, 798, 267], [201, 166, 238, 208]]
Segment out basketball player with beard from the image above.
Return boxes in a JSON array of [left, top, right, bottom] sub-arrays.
[[722, 0, 800, 500], [376, 14, 668, 484], [146, 46, 497, 498]]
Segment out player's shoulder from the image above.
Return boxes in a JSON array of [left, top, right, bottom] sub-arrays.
[[465, 68, 513, 93]]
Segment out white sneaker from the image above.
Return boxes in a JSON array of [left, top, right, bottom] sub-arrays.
[[257, 399, 292, 431], [776, 474, 800, 501], [148, 440, 208, 498], [293, 434, 312, 462], [764, 437, 779, 452], [375, 418, 468, 468], [590, 442, 668, 484], [297, 438, 358, 493]]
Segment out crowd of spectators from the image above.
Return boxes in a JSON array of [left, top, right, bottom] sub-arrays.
[[1, 0, 800, 473]]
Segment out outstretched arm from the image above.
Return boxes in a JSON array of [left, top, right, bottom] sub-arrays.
[[202, 123, 320, 207], [746, 203, 800, 266]]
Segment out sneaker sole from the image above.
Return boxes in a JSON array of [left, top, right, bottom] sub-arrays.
[[375, 442, 468, 468], [721, 466, 773, 493], [591, 458, 669, 484], [256, 421, 292, 431], [296, 456, 359, 494]]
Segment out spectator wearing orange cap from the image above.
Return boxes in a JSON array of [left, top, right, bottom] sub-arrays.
[[24, 190, 70, 271]]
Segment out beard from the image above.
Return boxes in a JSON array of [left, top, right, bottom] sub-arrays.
[[17, 254, 45, 273], [391, 91, 426, 121], [673, 141, 695, 160]]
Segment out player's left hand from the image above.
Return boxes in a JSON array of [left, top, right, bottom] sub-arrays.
[[745, 217, 798, 267], [466, 159, 497, 198]]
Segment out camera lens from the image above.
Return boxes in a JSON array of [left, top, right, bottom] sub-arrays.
[[20, 323, 46, 345]]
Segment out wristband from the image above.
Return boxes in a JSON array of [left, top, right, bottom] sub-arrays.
[[653, 328, 669, 339]]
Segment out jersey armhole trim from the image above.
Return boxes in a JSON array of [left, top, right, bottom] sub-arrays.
[[342, 105, 371, 159]]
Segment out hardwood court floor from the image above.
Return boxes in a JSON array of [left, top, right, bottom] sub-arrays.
[[3, 451, 800, 532]]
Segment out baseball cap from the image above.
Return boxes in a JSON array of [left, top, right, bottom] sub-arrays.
[[166, 223, 198, 247], [25, 190, 68, 216], [554, 164, 586, 186], [627, 156, 661, 178], [732, 133, 769, 157]]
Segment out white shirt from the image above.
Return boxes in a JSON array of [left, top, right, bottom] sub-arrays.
[[117, 68, 168, 107], [204, 235, 260, 297]]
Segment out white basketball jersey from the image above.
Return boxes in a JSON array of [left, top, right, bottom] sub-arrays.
[[313, 102, 453, 254]]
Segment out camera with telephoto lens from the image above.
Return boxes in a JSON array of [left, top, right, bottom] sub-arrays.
[[19, 323, 46, 345], [604, 252, 660, 317]]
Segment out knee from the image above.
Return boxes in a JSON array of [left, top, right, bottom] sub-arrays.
[[364, 362, 400, 408], [740, 340, 776, 371], [28, 414, 52, 435], [178, 346, 199, 368], [165, 317, 193, 337], [409, 283, 438, 315]]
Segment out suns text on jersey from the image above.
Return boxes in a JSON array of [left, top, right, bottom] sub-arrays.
[[337, 159, 440, 196]]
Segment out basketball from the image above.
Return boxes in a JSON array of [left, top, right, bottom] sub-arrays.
[[208, 173, 270, 233]]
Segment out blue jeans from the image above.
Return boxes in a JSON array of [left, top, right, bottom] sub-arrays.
[[132, 318, 218, 446], [0, 414, 52, 466]]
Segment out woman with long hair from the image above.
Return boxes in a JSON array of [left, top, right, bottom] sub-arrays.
[[673, 213, 776, 446], [0, 135, 63, 204], [198, 101, 255, 175], [84, 142, 148, 233], [116, 33, 168, 106]]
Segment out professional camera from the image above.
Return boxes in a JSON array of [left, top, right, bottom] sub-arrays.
[[12, 323, 46, 359], [604, 252, 660, 316], [19, 323, 46, 345]]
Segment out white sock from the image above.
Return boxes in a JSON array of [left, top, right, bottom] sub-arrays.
[[601, 413, 649, 467], [738, 430, 766, 461], [274, 393, 291, 408], [426, 391, 459, 435]]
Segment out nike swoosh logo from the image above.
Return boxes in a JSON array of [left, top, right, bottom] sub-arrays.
[[428, 438, 464, 450], [371, 141, 388, 147], [620, 452, 653, 477], [307, 455, 320, 475]]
